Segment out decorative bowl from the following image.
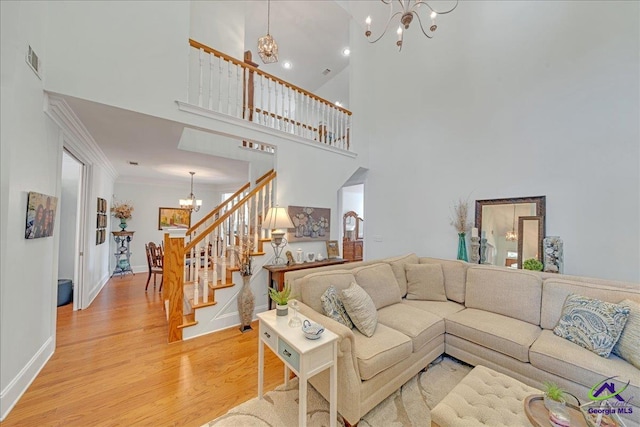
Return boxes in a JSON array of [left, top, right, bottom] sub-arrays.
[[302, 319, 324, 340]]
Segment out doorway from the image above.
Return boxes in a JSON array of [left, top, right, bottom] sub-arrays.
[[58, 150, 85, 310]]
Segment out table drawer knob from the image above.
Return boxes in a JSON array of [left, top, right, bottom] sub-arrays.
[[264, 331, 271, 339], [283, 349, 291, 357]]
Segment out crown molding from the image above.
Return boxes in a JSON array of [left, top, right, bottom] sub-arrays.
[[44, 92, 119, 180]]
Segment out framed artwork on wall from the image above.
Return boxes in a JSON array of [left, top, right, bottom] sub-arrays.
[[287, 206, 331, 242], [158, 207, 191, 230], [25, 191, 58, 239]]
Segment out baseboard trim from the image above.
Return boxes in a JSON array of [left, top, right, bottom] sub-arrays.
[[0, 336, 55, 421]]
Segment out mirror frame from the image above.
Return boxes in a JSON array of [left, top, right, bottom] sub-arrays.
[[517, 216, 545, 268], [475, 196, 546, 268]]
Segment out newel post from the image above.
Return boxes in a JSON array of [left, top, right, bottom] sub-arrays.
[[243, 50, 258, 122], [165, 229, 186, 343]]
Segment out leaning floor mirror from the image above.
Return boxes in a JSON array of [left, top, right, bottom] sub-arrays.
[[474, 196, 546, 269]]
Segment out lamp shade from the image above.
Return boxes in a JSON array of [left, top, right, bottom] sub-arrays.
[[262, 206, 294, 230]]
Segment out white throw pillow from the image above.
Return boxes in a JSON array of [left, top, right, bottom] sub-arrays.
[[340, 282, 377, 337], [320, 286, 354, 329], [612, 299, 640, 369], [405, 263, 447, 301]]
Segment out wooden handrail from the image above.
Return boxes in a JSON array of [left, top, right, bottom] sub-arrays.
[[185, 171, 276, 253], [255, 168, 275, 185], [187, 169, 275, 235], [189, 39, 352, 116]]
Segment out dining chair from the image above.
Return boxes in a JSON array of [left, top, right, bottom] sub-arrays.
[[145, 242, 163, 292]]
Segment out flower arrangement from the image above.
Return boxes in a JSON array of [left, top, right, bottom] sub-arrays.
[[111, 201, 134, 219], [235, 238, 253, 276], [450, 198, 470, 235], [523, 258, 544, 271]]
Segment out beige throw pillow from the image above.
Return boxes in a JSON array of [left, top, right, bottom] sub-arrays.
[[612, 299, 640, 369], [405, 263, 447, 301], [341, 282, 377, 337]]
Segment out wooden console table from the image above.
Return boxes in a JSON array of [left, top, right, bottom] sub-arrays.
[[263, 259, 348, 307]]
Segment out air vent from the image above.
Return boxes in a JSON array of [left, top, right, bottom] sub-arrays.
[[128, 161, 139, 166], [25, 45, 41, 79], [322, 68, 332, 76]]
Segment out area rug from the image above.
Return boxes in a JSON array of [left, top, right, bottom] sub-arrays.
[[204, 356, 472, 427]]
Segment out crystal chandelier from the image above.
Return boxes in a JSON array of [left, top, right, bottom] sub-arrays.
[[364, 0, 458, 51], [179, 172, 202, 213], [258, 0, 278, 64], [506, 205, 518, 242]]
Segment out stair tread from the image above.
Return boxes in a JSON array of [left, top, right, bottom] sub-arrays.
[[209, 282, 235, 291], [178, 313, 197, 329]]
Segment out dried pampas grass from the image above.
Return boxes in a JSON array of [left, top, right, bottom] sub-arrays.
[[450, 199, 470, 234]]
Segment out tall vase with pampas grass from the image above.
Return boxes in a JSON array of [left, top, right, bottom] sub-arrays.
[[450, 199, 470, 262]]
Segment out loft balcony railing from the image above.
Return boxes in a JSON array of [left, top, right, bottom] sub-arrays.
[[187, 39, 352, 151]]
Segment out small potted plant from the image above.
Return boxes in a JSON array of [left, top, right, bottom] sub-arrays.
[[523, 258, 544, 271], [543, 381, 566, 410], [268, 282, 291, 316]]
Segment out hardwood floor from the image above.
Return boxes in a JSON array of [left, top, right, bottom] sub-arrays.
[[3, 273, 284, 426]]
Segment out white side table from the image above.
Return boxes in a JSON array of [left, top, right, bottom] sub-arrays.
[[257, 310, 338, 427]]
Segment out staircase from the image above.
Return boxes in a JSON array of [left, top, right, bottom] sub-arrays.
[[164, 169, 276, 342]]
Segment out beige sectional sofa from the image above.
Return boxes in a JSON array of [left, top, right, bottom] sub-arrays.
[[284, 254, 640, 426]]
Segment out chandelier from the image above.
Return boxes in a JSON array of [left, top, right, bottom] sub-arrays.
[[258, 0, 278, 64], [506, 205, 518, 242], [365, 0, 458, 51], [179, 172, 202, 213]]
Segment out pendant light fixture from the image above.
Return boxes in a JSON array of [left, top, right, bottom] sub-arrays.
[[506, 205, 518, 242], [179, 171, 202, 213], [258, 0, 279, 64]]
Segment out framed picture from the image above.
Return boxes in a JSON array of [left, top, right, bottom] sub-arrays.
[[25, 191, 58, 239], [287, 205, 331, 242], [326, 240, 340, 259], [158, 207, 191, 230]]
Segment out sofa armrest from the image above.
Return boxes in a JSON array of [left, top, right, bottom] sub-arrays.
[[297, 301, 361, 378]]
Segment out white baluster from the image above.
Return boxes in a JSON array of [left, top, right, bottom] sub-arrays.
[[194, 244, 200, 305], [208, 53, 215, 110], [287, 87, 292, 133], [203, 235, 209, 303], [198, 48, 204, 108], [218, 56, 224, 112], [259, 75, 265, 125], [190, 247, 195, 283], [280, 84, 285, 131], [227, 61, 233, 116], [253, 193, 259, 245], [305, 94, 311, 139], [236, 65, 242, 118], [220, 255, 227, 285]]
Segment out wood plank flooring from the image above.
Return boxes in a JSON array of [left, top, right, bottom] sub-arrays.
[[3, 273, 284, 426]]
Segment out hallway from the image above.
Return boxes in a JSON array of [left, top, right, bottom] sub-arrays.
[[3, 273, 283, 426]]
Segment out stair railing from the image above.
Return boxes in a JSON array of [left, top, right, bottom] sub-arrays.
[[188, 39, 352, 151], [164, 170, 276, 342]]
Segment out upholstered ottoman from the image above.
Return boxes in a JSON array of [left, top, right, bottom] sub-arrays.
[[431, 365, 540, 426]]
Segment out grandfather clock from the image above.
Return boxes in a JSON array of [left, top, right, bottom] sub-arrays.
[[343, 211, 363, 262]]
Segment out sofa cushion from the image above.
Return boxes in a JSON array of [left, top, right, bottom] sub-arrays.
[[320, 286, 354, 329], [541, 278, 640, 330], [530, 330, 640, 399], [405, 263, 447, 301], [341, 282, 377, 337], [352, 263, 402, 310], [385, 253, 419, 297], [613, 299, 640, 369], [466, 266, 542, 325], [553, 294, 630, 358], [352, 323, 413, 380], [446, 308, 541, 362], [377, 303, 444, 352], [299, 270, 356, 313], [419, 257, 467, 304], [402, 300, 466, 318]]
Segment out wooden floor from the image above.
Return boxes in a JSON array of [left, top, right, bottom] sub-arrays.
[[3, 273, 284, 427]]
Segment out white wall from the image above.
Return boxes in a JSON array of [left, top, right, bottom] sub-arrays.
[[350, 1, 640, 282], [315, 65, 350, 109], [111, 181, 225, 273], [1, 1, 60, 419]]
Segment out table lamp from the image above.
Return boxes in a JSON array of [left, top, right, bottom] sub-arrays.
[[262, 205, 294, 264]]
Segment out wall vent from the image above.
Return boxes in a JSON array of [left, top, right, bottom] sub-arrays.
[[322, 68, 332, 76], [25, 45, 41, 79]]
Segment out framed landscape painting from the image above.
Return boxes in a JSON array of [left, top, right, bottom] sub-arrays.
[[25, 191, 58, 239], [158, 207, 191, 230]]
